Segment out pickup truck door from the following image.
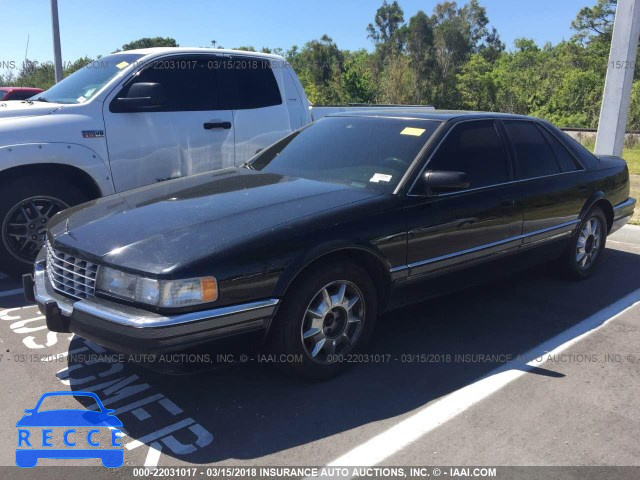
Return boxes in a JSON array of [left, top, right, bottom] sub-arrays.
[[102, 54, 234, 193], [220, 55, 294, 164]]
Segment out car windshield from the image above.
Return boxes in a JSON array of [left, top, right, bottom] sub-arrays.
[[0, 90, 7, 101], [249, 116, 441, 192], [32, 53, 144, 104]]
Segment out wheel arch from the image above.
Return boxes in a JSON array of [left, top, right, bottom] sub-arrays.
[[274, 245, 394, 312], [580, 192, 614, 232], [0, 163, 104, 201], [0, 143, 114, 197]]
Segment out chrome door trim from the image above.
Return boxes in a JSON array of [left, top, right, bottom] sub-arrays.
[[391, 219, 580, 275]]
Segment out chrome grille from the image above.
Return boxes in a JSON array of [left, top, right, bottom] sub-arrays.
[[45, 240, 98, 300]]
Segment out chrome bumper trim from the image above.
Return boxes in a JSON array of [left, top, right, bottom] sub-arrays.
[[33, 260, 279, 329]]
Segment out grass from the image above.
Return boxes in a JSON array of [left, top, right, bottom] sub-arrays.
[[630, 175, 640, 225], [624, 147, 640, 176]]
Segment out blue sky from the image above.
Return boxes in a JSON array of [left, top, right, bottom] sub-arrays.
[[0, 0, 592, 67]]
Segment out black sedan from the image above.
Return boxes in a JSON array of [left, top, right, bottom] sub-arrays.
[[24, 111, 636, 379]]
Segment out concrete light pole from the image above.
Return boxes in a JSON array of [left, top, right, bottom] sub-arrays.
[[595, 0, 640, 157], [50, 0, 63, 83]]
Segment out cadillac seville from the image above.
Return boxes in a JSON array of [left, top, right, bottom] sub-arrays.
[[23, 111, 636, 379]]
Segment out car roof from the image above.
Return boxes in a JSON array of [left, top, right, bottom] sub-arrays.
[[328, 109, 537, 122], [118, 47, 285, 62]]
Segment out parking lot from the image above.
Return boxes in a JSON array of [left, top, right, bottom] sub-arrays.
[[0, 225, 639, 473]]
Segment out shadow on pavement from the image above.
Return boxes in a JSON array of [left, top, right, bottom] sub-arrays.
[[64, 247, 640, 464]]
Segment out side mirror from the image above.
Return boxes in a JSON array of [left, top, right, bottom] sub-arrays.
[[114, 82, 166, 111], [420, 170, 470, 196]]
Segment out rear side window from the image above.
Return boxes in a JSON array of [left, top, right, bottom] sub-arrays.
[[427, 120, 511, 189], [116, 55, 219, 111], [217, 56, 282, 109], [504, 121, 561, 179], [538, 126, 582, 172]]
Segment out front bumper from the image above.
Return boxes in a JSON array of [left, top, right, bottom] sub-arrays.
[[23, 255, 279, 355]]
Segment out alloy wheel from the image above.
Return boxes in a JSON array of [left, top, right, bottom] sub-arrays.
[[576, 217, 602, 270], [300, 280, 365, 364], [2, 196, 68, 263]]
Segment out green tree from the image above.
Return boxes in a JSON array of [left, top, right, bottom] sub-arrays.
[[118, 37, 178, 52], [571, 0, 617, 45], [377, 54, 418, 104], [342, 50, 377, 103]]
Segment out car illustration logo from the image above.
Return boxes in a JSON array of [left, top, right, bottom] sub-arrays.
[[15, 391, 124, 468]]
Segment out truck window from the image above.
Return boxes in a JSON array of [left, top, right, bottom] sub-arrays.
[[217, 56, 282, 110], [116, 55, 219, 112]]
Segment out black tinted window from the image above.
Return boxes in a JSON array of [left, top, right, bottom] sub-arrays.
[[217, 56, 282, 109], [505, 121, 561, 179], [427, 120, 510, 189], [118, 56, 219, 111], [538, 126, 582, 172], [251, 117, 440, 192]]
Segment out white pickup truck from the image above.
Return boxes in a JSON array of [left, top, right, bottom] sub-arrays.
[[0, 47, 433, 274]]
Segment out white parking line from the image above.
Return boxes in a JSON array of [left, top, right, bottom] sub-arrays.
[[0, 288, 23, 298], [320, 288, 640, 472]]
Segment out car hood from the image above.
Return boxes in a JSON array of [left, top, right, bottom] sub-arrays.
[[0, 100, 61, 119], [50, 168, 381, 275]]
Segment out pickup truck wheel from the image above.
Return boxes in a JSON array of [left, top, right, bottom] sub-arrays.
[[0, 177, 88, 277], [558, 207, 607, 280], [270, 262, 377, 380]]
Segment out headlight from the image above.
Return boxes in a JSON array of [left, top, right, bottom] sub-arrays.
[[96, 266, 218, 308]]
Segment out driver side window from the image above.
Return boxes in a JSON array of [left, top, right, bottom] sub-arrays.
[[427, 120, 511, 189], [113, 55, 220, 112]]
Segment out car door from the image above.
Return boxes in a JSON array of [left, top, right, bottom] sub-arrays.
[[402, 119, 523, 279], [501, 120, 589, 245], [103, 54, 234, 193], [218, 55, 292, 164]]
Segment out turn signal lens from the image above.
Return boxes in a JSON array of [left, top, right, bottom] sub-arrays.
[[200, 277, 218, 303]]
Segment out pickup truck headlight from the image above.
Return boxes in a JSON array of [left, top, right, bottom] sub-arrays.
[[96, 266, 218, 308]]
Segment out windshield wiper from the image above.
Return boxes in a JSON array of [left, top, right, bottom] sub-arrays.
[[33, 97, 49, 102]]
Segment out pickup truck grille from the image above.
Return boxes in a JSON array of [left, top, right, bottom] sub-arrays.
[[45, 240, 98, 300]]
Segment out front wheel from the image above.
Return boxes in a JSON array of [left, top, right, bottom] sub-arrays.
[[558, 207, 607, 280], [269, 262, 378, 380], [0, 176, 89, 277]]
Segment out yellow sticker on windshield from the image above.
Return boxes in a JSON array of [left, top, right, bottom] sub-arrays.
[[401, 127, 426, 136], [116, 61, 129, 69]]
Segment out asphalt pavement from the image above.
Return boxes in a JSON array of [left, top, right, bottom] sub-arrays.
[[0, 225, 639, 476]]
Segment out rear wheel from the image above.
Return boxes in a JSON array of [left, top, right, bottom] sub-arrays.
[[0, 176, 89, 277], [270, 262, 378, 380], [557, 207, 607, 280]]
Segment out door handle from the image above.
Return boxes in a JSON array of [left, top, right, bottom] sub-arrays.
[[204, 121, 232, 130], [501, 199, 516, 208]]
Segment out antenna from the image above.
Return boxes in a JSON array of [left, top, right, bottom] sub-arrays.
[[20, 34, 30, 91]]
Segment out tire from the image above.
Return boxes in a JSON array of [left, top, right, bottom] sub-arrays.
[[269, 261, 378, 381], [0, 175, 89, 277], [557, 207, 608, 280]]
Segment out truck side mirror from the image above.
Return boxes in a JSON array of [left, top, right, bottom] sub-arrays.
[[112, 83, 166, 112]]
